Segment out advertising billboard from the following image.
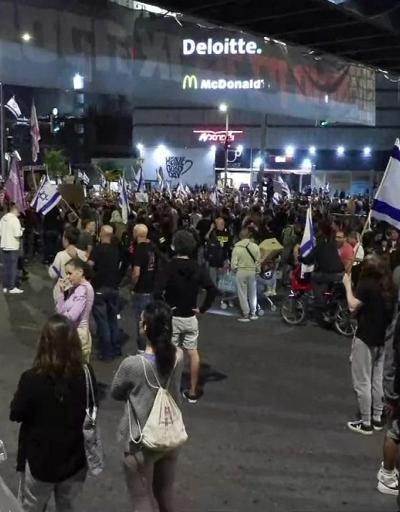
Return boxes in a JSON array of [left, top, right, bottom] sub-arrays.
[[134, 18, 375, 126], [0, 1, 375, 125]]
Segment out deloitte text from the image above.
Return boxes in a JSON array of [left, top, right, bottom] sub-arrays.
[[182, 75, 264, 90], [183, 38, 262, 56]]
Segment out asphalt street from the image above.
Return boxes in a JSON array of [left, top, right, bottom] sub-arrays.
[[0, 264, 397, 512]]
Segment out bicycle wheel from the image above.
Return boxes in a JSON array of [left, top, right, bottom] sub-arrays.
[[280, 296, 306, 325], [334, 301, 356, 337]]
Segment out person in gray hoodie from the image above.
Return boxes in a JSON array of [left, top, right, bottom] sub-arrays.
[[231, 225, 261, 322]]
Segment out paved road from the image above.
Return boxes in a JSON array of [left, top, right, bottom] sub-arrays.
[[0, 264, 397, 512]]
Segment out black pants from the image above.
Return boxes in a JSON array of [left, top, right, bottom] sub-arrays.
[[43, 230, 60, 263], [312, 271, 343, 309]]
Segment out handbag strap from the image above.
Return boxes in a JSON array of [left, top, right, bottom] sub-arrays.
[[83, 365, 97, 420], [245, 243, 257, 263]]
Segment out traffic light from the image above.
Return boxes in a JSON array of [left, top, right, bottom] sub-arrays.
[[50, 113, 61, 133]]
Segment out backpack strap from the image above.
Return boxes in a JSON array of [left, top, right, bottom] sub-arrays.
[[140, 355, 178, 391], [140, 356, 161, 389]]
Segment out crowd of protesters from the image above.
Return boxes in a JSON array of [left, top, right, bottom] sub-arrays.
[[4, 182, 400, 510]]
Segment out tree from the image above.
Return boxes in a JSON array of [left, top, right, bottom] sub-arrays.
[[43, 148, 69, 178]]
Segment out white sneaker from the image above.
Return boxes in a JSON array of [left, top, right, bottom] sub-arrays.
[[238, 316, 250, 322], [8, 288, 24, 294], [3, 288, 7, 293], [377, 469, 399, 496], [250, 315, 259, 320]]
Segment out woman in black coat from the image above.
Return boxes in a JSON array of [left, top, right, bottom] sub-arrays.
[[10, 314, 97, 512]]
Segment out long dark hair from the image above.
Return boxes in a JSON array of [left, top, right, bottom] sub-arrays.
[[34, 314, 83, 377], [142, 301, 176, 378], [360, 255, 396, 306]]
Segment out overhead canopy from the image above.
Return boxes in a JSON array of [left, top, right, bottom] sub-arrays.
[[152, 0, 400, 75]]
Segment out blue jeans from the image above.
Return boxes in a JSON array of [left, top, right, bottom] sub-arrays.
[[2, 250, 19, 289], [132, 293, 152, 351], [92, 287, 120, 359]]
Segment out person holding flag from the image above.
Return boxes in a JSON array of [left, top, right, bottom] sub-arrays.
[[343, 255, 395, 436]]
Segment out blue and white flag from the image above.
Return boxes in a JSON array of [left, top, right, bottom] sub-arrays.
[[156, 167, 164, 190], [118, 177, 130, 224], [5, 96, 22, 118], [165, 181, 172, 199], [209, 189, 218, 206], [274, 176, 291, 198], [30, 176, 61, 215], [372, 139, 400, 230], [300, 206, 315, 276], [272, 192, 281, 206], [176, 182, 186, 198], [133, 166, 144, 192], [77, 170, 90, 186]]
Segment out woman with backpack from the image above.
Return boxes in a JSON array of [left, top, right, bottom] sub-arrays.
[[111, 301, 184, 512]]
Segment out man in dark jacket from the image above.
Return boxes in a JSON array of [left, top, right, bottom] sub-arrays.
[[154, 230, 218, 403], [89, 225, 122, 360], [204, 216, 232, 289]]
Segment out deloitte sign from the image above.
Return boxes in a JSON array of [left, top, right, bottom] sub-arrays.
[[183, 38, 263, 56]]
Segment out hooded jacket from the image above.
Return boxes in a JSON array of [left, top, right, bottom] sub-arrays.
[[231, 239, 261, 273], [154, 257, 218, 317]]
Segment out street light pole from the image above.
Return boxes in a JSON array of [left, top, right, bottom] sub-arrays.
[[224, 109, 229, 189], [219, 103, 229, 189]]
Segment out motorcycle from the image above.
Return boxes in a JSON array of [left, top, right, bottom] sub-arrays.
[[280, 267, 356, 337]]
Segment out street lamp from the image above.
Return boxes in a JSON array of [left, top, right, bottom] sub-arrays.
[[219, 103, 229, 188]]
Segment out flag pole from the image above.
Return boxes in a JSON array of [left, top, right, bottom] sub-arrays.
[[0, 82, 5, 179], [60, 197, 79, 219]]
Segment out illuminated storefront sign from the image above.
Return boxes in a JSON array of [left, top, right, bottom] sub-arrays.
[[183, 38, 263, 56], [193, 129, 243, 143], [182, 75, 264, 90]]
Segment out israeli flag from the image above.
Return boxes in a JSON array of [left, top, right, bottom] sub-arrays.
[[5, 96, 22, 118], [156, 167, 164, 190], [372, 139, 400, 230], [274, 176, 291, 198], [133, 166, 144, 192], [118, 177, 130, 224], [176, 182, 186, 198], [300, 206, 315, 276], [272, 192, 281, 205], [31, 176, 61, 215], [165, 181, 172, 199], [209, 189, 218, 205]]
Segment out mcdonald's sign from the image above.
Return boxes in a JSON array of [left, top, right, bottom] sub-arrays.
[[182, 75, 198, 90]]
